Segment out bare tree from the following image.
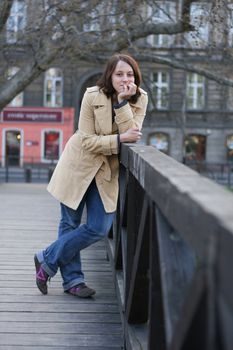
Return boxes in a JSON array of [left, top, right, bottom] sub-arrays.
[[0, 0, 232, 110]]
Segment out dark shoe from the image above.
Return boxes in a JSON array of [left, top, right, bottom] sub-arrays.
[[66, 283, 96, 298], [34, 255, 50, 295]]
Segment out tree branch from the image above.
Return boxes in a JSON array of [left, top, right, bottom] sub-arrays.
[[128, 0, 195, 39], [134, 52, 233, 88], [0, 44, 60, 110], [0, 0, 13, 32]]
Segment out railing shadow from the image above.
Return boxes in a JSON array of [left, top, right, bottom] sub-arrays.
[[106, 143, 233, 350]]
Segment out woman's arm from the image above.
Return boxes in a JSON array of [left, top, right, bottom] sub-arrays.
[[78, 89, 148, 155], [114, 92, 148, 134], [78, 90, 119, 156]]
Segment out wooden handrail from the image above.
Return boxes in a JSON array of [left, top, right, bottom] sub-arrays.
[[106, 143, 233, 350]]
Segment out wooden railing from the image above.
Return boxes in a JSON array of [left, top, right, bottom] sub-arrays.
[[106, 143, 233, 350]]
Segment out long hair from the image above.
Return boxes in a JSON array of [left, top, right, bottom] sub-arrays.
[[96, 54, 142, 104]]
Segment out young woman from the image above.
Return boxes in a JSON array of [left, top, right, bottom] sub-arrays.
[[34, 53, 148, 298]]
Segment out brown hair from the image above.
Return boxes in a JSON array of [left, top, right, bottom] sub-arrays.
[[96, 53, 142, 104]]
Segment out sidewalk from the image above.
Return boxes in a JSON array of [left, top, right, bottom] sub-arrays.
[[0, 183, 122, 349]]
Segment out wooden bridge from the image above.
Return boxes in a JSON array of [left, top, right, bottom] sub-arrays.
[[0, 183, 122, 349], [1, 143, 233, 349]]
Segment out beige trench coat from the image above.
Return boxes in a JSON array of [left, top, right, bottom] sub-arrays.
[[47, 86, 148, 212]]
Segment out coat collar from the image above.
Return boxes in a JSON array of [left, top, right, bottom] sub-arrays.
[[91, 88, 108, 106]]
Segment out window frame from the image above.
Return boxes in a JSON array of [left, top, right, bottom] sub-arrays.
[[185, 2, 210, 48], [148, 131, 170, 154], [83, 1, 122, 33], [186, 73, 205, 110], [228, 4, 233, 47], [184, 133, 206, 162], [6, 0, 26, 44], [227, 85, 233, 110], [151, 71, 170, 110], [44, 68, 63, 108], [226, 134, 233, 161], [41, 129, 63, 163], [147, 1, 176, 48], [7, 67, 24, 107]]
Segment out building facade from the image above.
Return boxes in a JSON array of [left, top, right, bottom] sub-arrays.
[[1, 0, 233, 167]]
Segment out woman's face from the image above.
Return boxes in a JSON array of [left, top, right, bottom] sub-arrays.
[[111, 60, 135, 95]]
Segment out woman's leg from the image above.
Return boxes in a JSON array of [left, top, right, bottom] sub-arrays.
[[57, 201, 86, 290], [35, 180, 115, 291], [35, 197, 85, 294], [36, 197, 85, 277]]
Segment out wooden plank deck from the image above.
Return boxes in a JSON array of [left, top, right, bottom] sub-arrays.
[[0, 183, 123, 349]]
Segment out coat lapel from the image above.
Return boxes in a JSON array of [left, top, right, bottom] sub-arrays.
[[91, 90, 112, 135]]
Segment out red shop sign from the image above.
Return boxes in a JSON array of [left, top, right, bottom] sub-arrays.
[[2, 108, 63, 123]]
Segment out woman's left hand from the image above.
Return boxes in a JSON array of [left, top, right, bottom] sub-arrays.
[[118, 83, 137, 103]]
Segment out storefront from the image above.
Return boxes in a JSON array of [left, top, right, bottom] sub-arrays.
[[0, 107, 74, 167], [148, 132, 170, 154], [184, 134, 206, 162], [226, 134, 233, 161]]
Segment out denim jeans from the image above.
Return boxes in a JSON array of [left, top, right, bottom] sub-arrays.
[[36, 180, 115, 291]]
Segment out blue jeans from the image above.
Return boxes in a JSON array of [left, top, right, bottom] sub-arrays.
[[36, 180, 115, 291]]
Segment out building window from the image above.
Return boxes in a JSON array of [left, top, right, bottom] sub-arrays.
[[83, 1, 123, 34], [228, 87, 233, 109], [44, 68, 63, 107], [148, 132, 169, 154], [228, 5, 233, 47], [147, 2, 176, 47], [6, 0, 26, 43], [185, 2, 209, 48], [7, 67, 24, 106], [184, 134, 206, 162], [42, 130, 61, 161], [226, 135, 233, 161], [186, 73, 205, 110], [151, 72, 169, 109], [83, 2, 104, 31]]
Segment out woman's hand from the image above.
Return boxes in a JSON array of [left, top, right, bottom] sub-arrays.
[[118, 83, 137, 103], [119, 128, 142, 143]]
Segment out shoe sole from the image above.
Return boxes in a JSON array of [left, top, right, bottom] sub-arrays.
[[34, 255, 48, 295], [65, 289, 96, 298]]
